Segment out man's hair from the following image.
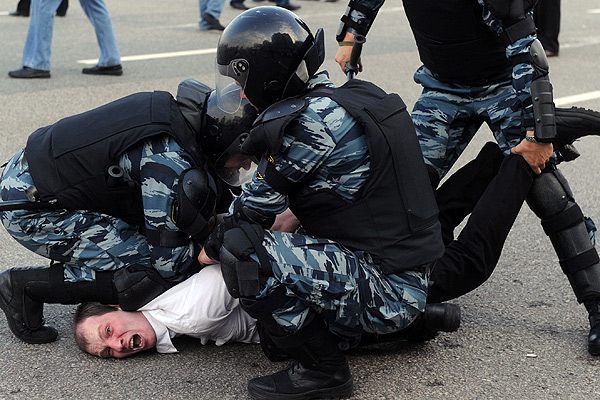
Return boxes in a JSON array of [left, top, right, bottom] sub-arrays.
[[73, 302, 117, 353]]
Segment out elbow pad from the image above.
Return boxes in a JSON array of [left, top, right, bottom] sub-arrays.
[[336, 1, 378, 42]]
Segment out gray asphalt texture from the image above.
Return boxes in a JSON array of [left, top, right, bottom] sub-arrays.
[[1, 1, 599, 399]]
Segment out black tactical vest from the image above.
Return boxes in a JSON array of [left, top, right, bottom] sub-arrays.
[[403, 0, 512, 85], [249, 80, 445, 274], [25, 91, 203, 226]]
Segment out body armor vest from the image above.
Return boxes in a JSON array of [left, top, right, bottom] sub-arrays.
[[403, 0, 511, 85], [250, 80, 445, 274], [25, 91, 203, 226]]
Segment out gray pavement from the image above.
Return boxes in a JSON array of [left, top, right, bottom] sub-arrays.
[[1, 1, 600, 399]]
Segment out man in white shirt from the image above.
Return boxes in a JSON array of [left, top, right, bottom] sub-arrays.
[[74, 264, 259, 358]]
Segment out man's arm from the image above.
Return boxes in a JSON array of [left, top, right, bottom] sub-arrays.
[[478, 0, 555, 173], [334, 0, 385, 72], [139, 138, 199, 277]]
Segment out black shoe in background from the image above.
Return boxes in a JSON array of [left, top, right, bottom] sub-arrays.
[[203, 13, 226, 30], [8, 67, 50, 79], [230, 2, 249, 10], [82, 64, 123, 76], [279, 3, 300, 10]]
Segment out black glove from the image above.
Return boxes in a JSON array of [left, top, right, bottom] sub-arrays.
[[202, 217, 239, 262]]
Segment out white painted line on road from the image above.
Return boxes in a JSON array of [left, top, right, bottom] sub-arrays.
[[77, 48, 217, 65], [555, 91, 600, 106], [0, 11, 10, 15], [589, 9, 600, 14]]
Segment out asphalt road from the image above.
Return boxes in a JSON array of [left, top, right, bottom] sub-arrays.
[[1, 1, 600, 399]]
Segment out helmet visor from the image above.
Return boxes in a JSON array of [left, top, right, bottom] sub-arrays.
[[216, 58, 250, 114], [214, 133, 258, 187]]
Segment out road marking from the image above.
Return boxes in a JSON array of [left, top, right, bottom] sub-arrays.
[[589, 9, 600, 14], [555, 91, 600, 106], [77, 48, 217, 64]]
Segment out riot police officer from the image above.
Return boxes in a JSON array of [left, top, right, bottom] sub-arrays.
[[0, 80, 258, 345], [335, 0, 600, 356], [197, 6, 524, 399]]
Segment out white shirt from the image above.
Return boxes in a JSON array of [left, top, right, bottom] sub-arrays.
[[139, 264, 259, 353]]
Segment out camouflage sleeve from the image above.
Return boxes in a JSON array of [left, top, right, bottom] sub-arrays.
[[478, 0, 536, 131], [137, 136, 197, 278], [235, 111, 337, 218]]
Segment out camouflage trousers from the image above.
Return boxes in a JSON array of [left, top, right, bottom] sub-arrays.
[[251, 230, 429, 341], [412, 66, 524, 179], [0, 150, 151, 282]]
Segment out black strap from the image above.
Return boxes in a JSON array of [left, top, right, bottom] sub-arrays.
[[145, 228, 191, 247], [239, 222, 273, 277], [500, 17, 536, 44], [257, 157, 296, 196], [240, 285, 290, 319], [348, 0, 377, 19], [560, 249, 600, 274], [541, 205, 584, 236]]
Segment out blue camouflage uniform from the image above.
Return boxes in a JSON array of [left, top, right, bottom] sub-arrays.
[[0, 135, 197, 283], [341, 1, 600, 358], [228, 72, 428, 342], [345, 0, 538, 178]]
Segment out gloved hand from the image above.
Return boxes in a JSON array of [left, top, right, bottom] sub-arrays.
[[202, 217, 239, 262]]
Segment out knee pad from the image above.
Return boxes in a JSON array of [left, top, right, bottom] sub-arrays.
[[219, 222, 271, 298], [526, 170, 573, 220]]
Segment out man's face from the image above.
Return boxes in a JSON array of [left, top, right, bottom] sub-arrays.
[[224, 153, 253, 171], [78, 309, 157, 358]]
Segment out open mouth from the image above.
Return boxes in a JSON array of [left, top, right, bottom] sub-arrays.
[[129, 334, 143, 350]]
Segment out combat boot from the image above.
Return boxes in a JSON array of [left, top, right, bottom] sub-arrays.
[[401, 303, 461, 341], [0, 267, 58, 344], [555, 106, 600, 148], [248, 317, 353, 400], [585, 300, 600, 356], [360, 303, 461, 345], [0, 263, 118, 344]]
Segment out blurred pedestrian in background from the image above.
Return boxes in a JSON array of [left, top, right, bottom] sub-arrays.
[[8, 0, 122, 79]]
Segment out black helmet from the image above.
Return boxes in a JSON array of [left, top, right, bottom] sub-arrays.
[[215, 6, 325, 112], [200, 85, 259, 187]]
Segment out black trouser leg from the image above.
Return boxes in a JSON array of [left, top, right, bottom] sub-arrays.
[[428, 154, 533, 303], [435, 142, 505, 245]]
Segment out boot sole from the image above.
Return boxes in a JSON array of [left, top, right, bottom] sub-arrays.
[[248, 378, 353, 400]]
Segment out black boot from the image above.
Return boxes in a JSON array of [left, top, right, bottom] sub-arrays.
[[555, 106, 600, 149], [360, 303, 461, 345], [0, 263, 117, 344], [400, 303, 461, 341], [248, 317, 353, 400], [586, 300, 600, 356], [0, 267, 58, 344]]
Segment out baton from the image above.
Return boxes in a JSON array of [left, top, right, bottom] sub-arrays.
[[0, 199, 58, 212], [344, 35, 366, 80]]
